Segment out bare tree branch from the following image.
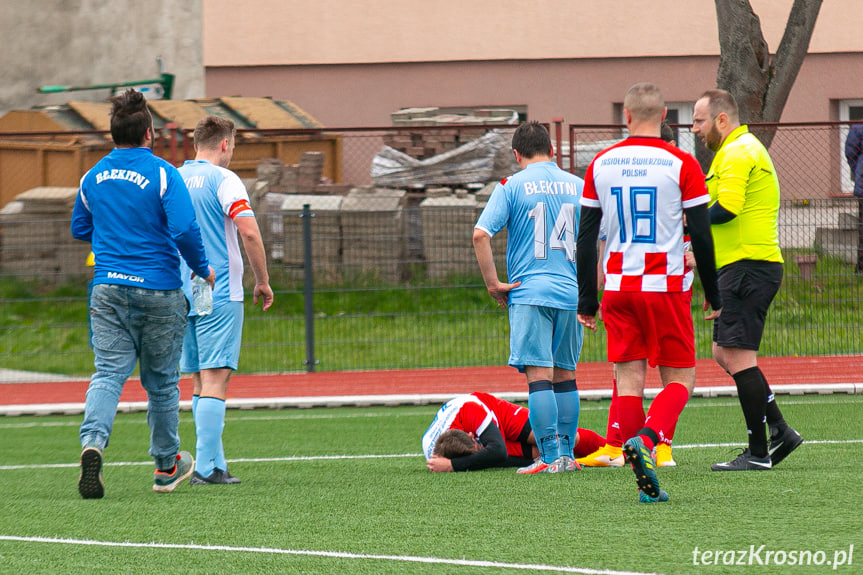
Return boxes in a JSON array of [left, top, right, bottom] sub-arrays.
[[763, 0, 823, 122], [714, 0, 822, 146]]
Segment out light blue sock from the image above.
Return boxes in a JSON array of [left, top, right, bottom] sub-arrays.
[[554, 380, 580, 458], [527, 380, 558, 463], [214, 419, 228, 472], [195, 397, 226, 478], [192, 394, 199, 420]]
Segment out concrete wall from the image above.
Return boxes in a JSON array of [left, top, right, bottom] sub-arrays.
[[0, 0, 204, 117]]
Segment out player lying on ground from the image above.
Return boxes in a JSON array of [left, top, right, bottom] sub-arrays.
[[423, 392, 605, 472]]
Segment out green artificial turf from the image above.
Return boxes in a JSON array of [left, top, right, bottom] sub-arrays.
[[0, 394, 860, 574]]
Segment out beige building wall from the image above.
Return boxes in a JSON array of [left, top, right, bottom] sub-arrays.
[[202, 1, 863, 198], [204, 0, 862, 65], [202, 1, 863, 126]]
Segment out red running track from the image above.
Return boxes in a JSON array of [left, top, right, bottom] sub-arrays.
[[2, 356, 862, 407]]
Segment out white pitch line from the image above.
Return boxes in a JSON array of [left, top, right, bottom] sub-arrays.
[[0, 453, 419, 471], [4, 382, 860, 416], [0, 535, 669, 575], [2, 394, 862, 429], [672, 438, 863, 449], [0, 411, 430, 429], [1, 439, 862, 471]]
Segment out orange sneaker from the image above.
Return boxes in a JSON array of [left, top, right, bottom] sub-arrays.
[[656, 443, 677, 467], [575, 444, 624, 467]]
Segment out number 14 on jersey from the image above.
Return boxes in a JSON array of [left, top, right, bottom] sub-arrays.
[[528, 202, 576, 262]]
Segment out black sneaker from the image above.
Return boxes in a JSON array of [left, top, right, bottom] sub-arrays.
[[768, 426, 803, 467], [623, 437, 661, 498], [710, 448, 772, 471], [78, 446, 104, 499], [190, 468, 241, 485]]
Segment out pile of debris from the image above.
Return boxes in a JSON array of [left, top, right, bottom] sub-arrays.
[[372, 107, 520, 189], [255, 152, 351, 197], [383, 107, 518, 160]]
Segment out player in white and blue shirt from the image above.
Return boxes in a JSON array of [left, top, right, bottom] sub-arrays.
[[473, 121, 584, 474], [178, 116, 273, 485], [178, 160, 251, 315]]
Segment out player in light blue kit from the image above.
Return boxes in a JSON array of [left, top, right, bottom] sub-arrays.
[[473, 121, 585, 474], [179, 116, 273, 485]]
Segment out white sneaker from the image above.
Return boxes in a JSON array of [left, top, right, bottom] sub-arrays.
[[516, 458, 552, 474], [555, 455, 582, 472]]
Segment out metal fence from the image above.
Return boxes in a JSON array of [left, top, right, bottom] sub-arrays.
[[0, 122, 861, 380]]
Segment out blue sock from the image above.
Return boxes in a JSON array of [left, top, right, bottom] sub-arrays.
[[195, 397, 226, 477], [192, 394, 199, 420], [214, 421, 228, 472], [553, 380, 580, 458], [527, 380, 558, 463]]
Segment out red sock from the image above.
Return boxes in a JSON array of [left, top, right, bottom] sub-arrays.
[[573, 427, 606, 457], [617, 394, 646, 446], [642, 382, 689, 450], [605, 379, 623, 448]]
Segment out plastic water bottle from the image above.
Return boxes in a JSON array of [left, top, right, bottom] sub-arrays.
[[191, 275, 213, 316]]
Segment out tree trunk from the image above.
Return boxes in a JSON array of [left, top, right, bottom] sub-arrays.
[[714, 0, 822, 147], [763, 0, 823, 123]]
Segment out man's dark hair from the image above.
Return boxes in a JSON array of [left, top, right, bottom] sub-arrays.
[[433, 429, 476, 459], [194, 115, 236, 150], [511, 120, 551, 160], [109, 89, 152, 147], [660, 121, 674, 143]]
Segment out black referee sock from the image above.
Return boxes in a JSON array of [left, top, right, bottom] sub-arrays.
[[733, 366, 768, 457], [761, 373, 787, 435]]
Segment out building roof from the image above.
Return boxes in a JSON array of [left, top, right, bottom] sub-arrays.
[[0, 96, 323, 133]]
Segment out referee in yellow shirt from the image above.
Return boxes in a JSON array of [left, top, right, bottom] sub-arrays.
[[692, 89, 802, 472]]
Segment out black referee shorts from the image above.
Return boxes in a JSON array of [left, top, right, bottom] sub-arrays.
[[713, 260, 783, 350]]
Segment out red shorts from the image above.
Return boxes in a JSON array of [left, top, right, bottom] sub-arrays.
[[601, 290, 694, 368]]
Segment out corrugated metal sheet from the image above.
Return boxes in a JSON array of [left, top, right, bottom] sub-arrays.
[[66, 102, 112, 131], [147, 100, 209, 131], [0, 97, 323, 132], [220, 97, 321, 129]]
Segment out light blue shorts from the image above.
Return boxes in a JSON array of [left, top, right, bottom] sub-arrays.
[[180, 302, 244, 372], [507, 304, 583, 372]]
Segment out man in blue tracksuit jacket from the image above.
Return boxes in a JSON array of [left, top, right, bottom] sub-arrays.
[[71, 89, 214, 499]]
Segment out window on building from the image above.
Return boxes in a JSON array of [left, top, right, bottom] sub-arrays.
[[666, 102, 696, 156]]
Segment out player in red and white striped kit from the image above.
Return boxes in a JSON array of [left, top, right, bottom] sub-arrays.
[[423, 392, 605, 472], [576, 83, 721, 502], [577, 122, 692, 470]]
